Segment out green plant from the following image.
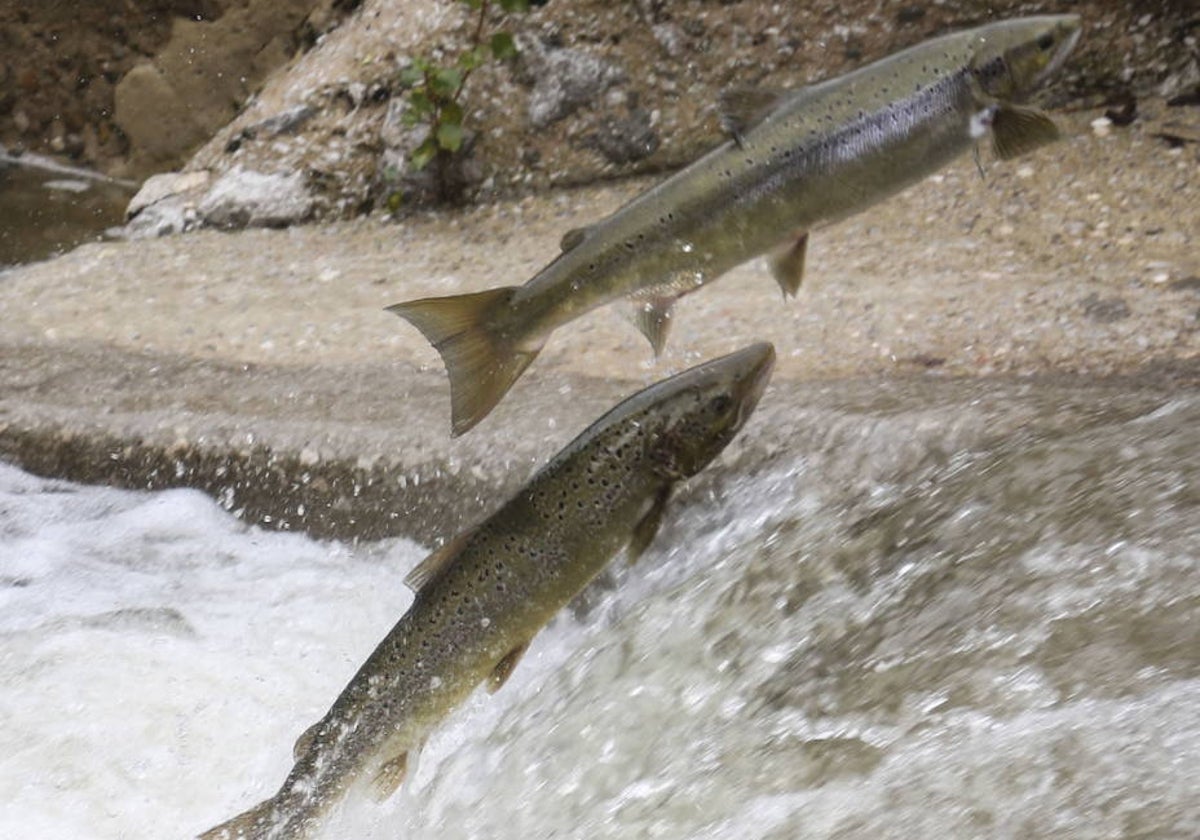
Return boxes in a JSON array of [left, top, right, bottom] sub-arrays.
[[397, 0, 529, 175]]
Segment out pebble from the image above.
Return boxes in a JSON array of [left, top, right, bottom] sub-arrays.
[[1091, 116, 1113, 137]]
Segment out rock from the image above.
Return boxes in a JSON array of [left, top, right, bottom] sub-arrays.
[[651, 23, 687, 59], [114, 64, 211, 166], [197, 167, 314, 229], [1148, 118, 1200, 147], [583, 102, 660, 165], [120, 196, 198, 240], [226, 105, 318, 152], [113, 1, 326, 172], [522, 40, 626, 128], [120, 170, 212, 240], [126, 171, 212, 220], [1161, 57, 1200, 107]]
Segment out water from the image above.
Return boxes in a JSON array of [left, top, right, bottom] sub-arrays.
[[0, 154, 132, 269], [2, 379, 1198, 838]]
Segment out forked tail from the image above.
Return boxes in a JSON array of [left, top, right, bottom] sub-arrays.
[[387, 287, 542, 436]]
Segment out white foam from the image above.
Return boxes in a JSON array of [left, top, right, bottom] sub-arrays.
[[0, 464, 425, 839]]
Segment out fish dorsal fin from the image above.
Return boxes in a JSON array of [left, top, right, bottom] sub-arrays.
[[293, 720, 322, 760], [369, 751, 409, 801], [628, 485, 672, 564], [560, 226, 591, 252], [768, 232, 809, 298], [488, 642, 530, 693], [404, 531, 472, 593], [990, 104, 1060, 160], [718, 85, 788, 145]]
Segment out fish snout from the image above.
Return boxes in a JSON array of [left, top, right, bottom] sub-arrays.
[[729, 342, 776, 432], [1036, 15, 1082, 89]]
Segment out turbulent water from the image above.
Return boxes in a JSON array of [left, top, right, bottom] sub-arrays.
[[2, 378, 1198, 839]]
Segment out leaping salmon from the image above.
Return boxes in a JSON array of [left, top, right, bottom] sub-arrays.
[[388, 15, 1081, 436], [199, 342, 775, 840]]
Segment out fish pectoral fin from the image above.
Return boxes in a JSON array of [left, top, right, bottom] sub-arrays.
[[990, 104, 1060, 160], [369, 751, 409, 802], [405, 530, 473, 593], [489, 642, 530, 693], [718, 86, 788, 144], [768, 232, 809, 298], [626, 295, 677, 357], [293, 720, 322, 760], [628, 485, 672, 564], [560, 225, 591, 252]]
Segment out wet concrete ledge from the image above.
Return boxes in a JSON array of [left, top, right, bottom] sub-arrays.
[[3, 338, 1196, 546], [0, 339, 621, 544]]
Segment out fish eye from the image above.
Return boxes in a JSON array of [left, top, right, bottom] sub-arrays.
[[1036, 32, 1055, 51], [709, 394, 732, 414]]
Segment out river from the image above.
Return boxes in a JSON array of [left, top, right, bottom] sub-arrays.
[[3, 373, 1197, 838], [0, 154, 131, 269]]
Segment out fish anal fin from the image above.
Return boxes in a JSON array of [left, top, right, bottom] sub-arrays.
[[768, 232, 808, 298], [719, 86, 788, 144], [405, 531, 473, 593], [628, 485, 672, 564], [488, 642, 530, 693], [293, 720, 322, 761], [560, 226, 590, 252], [627, 295, 677, 357], [369, 752, 409, 802], [198, 797, 277, 840], [387, 287, 543, 436], [991, 104, 1060, 160]]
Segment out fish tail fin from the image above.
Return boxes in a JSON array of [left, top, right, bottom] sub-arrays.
[[198, 797, 277, 840], [388, 287, 541, 436]]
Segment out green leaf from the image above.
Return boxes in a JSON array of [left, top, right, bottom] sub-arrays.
[[490, 31, 518, 60], [498, 0, 530, 12], [397, 64, 424, 87], [460, 0, 484, 9], [437, 121, 464, 152], [458, 45, 488, 71], [400, 106, 422, 127], [386, 191, 404, 212], [430, 66, 463, 98], [440, 101, 463, 126], [410, 137, 438, 170], [407, 89, 434, 116]]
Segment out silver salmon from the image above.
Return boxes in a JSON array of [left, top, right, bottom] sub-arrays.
[[199, 342, 776, 840], [388, 15, 1080, 435]]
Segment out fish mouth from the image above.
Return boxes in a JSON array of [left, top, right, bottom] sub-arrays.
[[1035, 16, 1082, 89]]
